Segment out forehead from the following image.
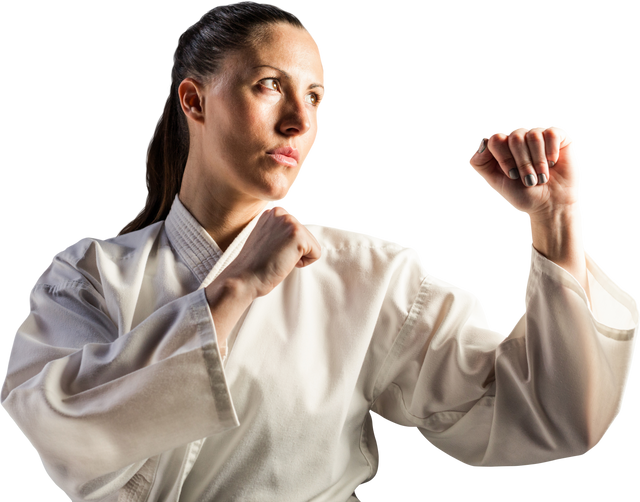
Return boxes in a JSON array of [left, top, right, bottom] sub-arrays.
[[225, 23, 323, 83]]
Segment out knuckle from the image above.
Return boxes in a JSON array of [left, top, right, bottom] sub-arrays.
[[525, 129, 543, 142], [544, 127, 561, 141], [508, 133, 526, 147], [282, 213, 297, 225], [283, 217, 303, 238], [517, 161, 535, 173]]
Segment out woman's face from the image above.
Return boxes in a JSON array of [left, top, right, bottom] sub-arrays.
[[194, 23, 324, 204]]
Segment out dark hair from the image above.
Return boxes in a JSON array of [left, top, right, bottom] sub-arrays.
[[119, 2, 304, 235]]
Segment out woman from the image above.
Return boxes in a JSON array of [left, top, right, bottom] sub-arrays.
[[1, 2, 637, 501]]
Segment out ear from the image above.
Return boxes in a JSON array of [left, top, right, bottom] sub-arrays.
[[178, 78, 206, 124]]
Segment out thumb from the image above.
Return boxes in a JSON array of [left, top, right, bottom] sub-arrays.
[[469, 134, 493, 168], [467, 134, 505, 198], [470, 138, 502, 188]]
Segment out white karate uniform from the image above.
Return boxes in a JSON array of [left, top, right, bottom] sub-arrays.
[[2, 196, 637, 502]]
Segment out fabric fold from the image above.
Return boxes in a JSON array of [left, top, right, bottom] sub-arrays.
[[2, 206, 636, 501]]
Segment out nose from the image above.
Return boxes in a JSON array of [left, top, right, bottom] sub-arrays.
[[278, 96, 311, 136]]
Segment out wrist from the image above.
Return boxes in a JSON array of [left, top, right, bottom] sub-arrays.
[[529, 203, 590, 297], [527, 200, 583, 224], [530, 205, 581, 263], [205, 273, 258, 356], [205, 274, 257, 309]]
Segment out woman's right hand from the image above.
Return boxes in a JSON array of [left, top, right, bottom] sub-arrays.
[[220, 207, 321, 298]]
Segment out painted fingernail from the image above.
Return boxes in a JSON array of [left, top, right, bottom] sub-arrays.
[[538, 173, 548, 184], [476, 134, 487, 153], [508, 168, 519, 179], [549, 160, 555, 168], [524, 174, 537, 187]]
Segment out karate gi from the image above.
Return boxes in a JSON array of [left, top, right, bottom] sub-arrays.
[[2, 196, 637, 502]]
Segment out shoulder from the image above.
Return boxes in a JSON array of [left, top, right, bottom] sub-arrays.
[[304, 224, 426, 281], [306, 225, 403, 252], [37, 222, 166, 290]]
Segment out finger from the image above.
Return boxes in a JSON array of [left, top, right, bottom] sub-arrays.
[[485, 133, 521, 181], [273, 204, 294, 216], [525, 128, 549, 185], [296, 228, 322, 268], [276, 204, 304, 223], [543, 127, 571, 167], [507, 128, 538, 187], [470, 137, 492, 169], [272, 204, 291, 214]]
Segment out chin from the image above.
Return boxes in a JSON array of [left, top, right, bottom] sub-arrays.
[[260, 185, 292, 202], [262, 190, 291, 204]]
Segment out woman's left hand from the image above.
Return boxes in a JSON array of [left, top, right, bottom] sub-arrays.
[[469, 127, 578, 217]]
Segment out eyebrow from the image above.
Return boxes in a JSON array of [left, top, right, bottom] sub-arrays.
[[253, 64, 324, 91]]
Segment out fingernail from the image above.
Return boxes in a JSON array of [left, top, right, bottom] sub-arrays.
[[476, 134, 487, 153], [524, 174, 537, 187], [549, 160, 555, 168], [538, 173, 548, 184], [508, 168, 519, 179]]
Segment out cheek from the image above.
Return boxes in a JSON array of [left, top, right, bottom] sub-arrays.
[[308, 120, 318, 145], [207, 115, 253, 163], [247, 101, 280, 139], [223, 104, 273, 152]]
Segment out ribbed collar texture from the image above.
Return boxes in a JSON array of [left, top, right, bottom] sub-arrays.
[[164, 195, 269, 287]]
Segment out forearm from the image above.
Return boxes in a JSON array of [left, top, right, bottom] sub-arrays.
[[205, 274, 257, 357], [529, 204, 590, 301]]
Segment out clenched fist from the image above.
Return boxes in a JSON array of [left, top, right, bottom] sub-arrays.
[[470, 127, 578, 218], [220, 207, 321, 298]]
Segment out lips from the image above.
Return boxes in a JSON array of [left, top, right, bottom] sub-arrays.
[[269, 146, 300, 162]]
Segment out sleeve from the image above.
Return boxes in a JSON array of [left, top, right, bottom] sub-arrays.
[[1, 259, 239, 500], [371, 247, 637, 466]]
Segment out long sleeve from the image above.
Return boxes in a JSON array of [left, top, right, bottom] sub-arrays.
[[1, 241, 239, 500], [371, 247, 637, 466]]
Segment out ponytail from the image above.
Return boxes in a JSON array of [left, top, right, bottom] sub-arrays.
[[119, 81, 188, 235]]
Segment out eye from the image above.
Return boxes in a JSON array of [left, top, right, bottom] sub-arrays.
[[260, 78, 322, 108], [305, 92, 322, 106], [260, 78, 281, 92]]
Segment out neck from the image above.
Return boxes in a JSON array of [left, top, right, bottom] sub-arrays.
[[178, 182, 266, 252]]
